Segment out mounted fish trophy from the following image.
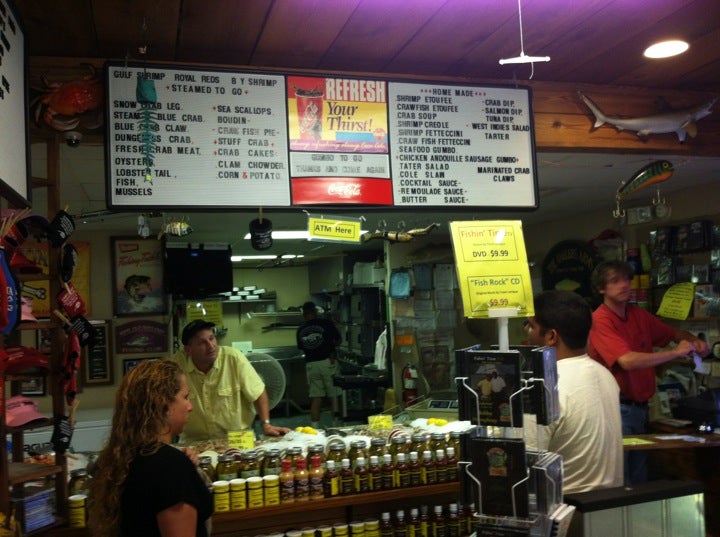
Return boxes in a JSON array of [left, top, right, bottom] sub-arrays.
[[613, 160, 673, 221]]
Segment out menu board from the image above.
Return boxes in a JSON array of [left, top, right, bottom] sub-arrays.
[[388, 83, 537, 208], [107, 64, 290, 208], [107, 63, 537, 210]]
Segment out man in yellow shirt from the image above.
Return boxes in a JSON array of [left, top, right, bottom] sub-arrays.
[[168, 320, 290, 441]]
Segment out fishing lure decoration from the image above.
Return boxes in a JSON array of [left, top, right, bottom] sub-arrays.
[[613, 160, 674, 219], [136, 75, 159, 184]]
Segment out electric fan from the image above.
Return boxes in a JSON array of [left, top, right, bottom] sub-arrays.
[[248, 353, 287, 410]]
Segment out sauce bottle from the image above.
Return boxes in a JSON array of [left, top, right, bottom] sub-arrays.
[[431, 505, 447, 537], [410, 433, 428, 456], [354, 456, 370, 493], [446, 503, 460, 537], [279, 459, 295, 503], [308, 444, 326, 469], [380, 512, 394, 537], [198, 457, 216, 483], [323, 459, 340, 498], [421, 450, 437, 485], [419, 505, 430, 537], [445, 447, 458, 482], [408, 451, 422, 487], [381, 453, 395, 490], [461, 502, 475, 537], [389, 436, 409, 465], [369, 437, 388, 459], [262, 448, 282, 476], [395, 452, 409, 488], [216, 454, 238, 481], [408, 507, 420, 537], [435, 449, 447, 483], [395, 510, 408, 537], [309, 454, 325, 500], [368, 455, 382, 491], [448, 431, 462, 456], [327, 442, 348, 466], [429, 433, 447, 460], [340, 458, 355, 495], [294, 457, 310, 501], [348, 440, 368, 469]]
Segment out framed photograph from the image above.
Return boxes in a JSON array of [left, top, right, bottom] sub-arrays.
[[114, 318, 170, 355], [36, 328, 53, 354], [123, 357, 159, 375], [112, 237, 166, 316], [82, 321, 113, 386], [21, 376, 46, 397]]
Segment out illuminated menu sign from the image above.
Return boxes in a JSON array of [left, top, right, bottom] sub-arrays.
[[106, 62, 537, 210]]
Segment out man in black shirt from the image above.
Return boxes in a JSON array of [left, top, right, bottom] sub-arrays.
[[297, 301, 342, 428]]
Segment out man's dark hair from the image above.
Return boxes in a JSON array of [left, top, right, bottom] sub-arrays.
[[533, 290, 592, 350], [301, 301, 317, 315], [590, 260, 634, 293]]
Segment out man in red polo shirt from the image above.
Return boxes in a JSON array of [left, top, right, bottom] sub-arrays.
[[588, 260, 709, 484]]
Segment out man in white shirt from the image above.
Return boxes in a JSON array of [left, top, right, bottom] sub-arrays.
[[524, 290, 623, 494]]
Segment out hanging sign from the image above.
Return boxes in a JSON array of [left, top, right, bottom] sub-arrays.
[[306, 213, 363, 243], [450, 220, 534, 319]]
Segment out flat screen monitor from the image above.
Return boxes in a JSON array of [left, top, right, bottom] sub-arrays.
[[164, 242, 233, 298]]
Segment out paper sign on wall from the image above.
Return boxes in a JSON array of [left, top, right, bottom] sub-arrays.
[[656, 282, 695, 320], [450, 221, 534, 319]]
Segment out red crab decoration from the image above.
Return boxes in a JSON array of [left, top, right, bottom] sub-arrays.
[[31, 68, 104, 132]]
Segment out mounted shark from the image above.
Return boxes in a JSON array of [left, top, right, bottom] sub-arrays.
[[578, 91, 717, 142]]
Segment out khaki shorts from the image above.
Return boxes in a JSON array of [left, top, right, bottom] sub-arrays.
[[306, 359, 341, 398]]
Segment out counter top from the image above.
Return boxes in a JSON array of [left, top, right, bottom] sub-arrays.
[[623, 432, 720, 450]]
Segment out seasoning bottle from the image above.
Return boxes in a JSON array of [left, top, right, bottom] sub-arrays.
[[421, 450, 437, 485], [348, 440, 368, 469], [327, 442, 347, 466], [287, 446, 304, 470], [408, 451, 422, 487], [68, 468, 91, 497], [418, 505, 430, 537], [229, 478, 247, 510], [68, 494, 87, 528], [429, 433, 447, 460], [294, 457, 310, 501], [199, 456, 216, 483], [365, 518, 380, 537], [216, 454, 238, 481], [408, 507, 420, 537], [368, 455, 382, 491], [380, 512, 394, 537], [380, 453, 395, 490], [212, 480, 230, 512], [435, 450, 447, 483], [410, 433, 428, 456], [263, 475, 280, 506], [279, 459, 295, 503], [395, 452, 409, 488], [246, 476, 264, 508], [369, 437, 388, 459], [354, 456, 370, 493], [309, 454, 325, 500], [389, 436, 409, 464], [340, 458, 355, 495], [395, 510, 408, 537], [262, 448, 282, 476], [323, 459, 340, 498], [448, 431, 462, 456], [308, 444, 326, 469], [445, 447, 458, 482], [431, 505, 447, 537], [447, 504, 460, 537], [239, 450, 261, 479]]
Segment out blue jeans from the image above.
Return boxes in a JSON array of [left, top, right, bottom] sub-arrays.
[[621, 401, 649, 485]]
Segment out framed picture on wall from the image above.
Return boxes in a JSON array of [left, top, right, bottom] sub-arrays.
[[20, 376, 46, 397], [114, 318, 169, 355], [112, 237, 166, 316], [82, 321, 113, 386], [123, 357, 159, 375]]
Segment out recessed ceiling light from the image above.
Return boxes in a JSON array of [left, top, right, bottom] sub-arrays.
[[643, 40, 689, 59]]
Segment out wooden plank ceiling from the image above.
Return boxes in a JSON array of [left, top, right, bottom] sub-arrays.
[[16, 0, 720, 93]]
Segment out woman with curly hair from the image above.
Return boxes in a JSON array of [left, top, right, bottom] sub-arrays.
[[88, 359, 213, 537]]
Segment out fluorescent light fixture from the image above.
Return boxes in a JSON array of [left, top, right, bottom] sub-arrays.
[[243, 230, 310, 240], [499, 54, 550, 65], [643, 40, 688, 59], [231, 254, 305, 262]]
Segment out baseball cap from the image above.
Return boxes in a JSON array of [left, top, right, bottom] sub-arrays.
[[6, 395, 49, 427], [3, 346, 50, 374], [181, 320, 215, 345], [301, 301, 317, 314]]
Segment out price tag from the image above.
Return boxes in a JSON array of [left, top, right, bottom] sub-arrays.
[[368, 414, 393, 430], [227, 430, 256, 450], [450, 220, 534, 319]]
